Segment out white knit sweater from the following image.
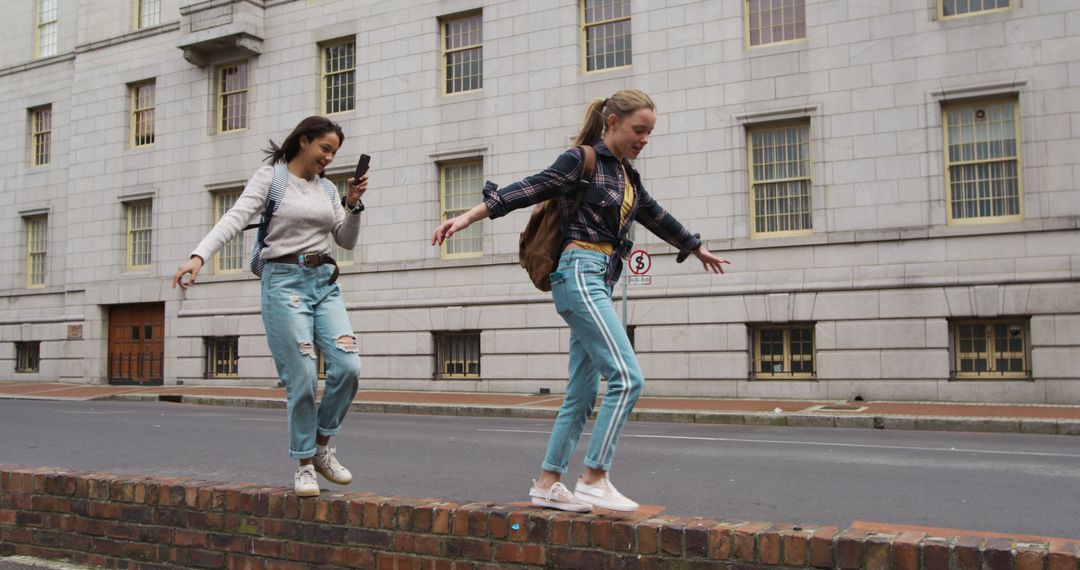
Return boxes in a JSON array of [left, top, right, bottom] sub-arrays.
[[192, 165, 361, 263]]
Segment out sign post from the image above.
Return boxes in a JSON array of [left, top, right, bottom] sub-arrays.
[[622, 249, 652, 329]]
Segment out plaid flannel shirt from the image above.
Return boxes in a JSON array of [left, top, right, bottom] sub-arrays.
[[483, 139, 702, 286]]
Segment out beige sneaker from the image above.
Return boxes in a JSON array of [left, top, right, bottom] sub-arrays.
[[312, 446, 353, 485], [529, 480, 592, 512], [573, 477, 639, 512], [294, 465, 319, 497]]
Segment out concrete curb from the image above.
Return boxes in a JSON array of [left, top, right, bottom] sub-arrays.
[[87, 394, 1080, 436]]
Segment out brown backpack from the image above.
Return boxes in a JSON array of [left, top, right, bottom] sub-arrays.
[[518, 145, 597, 291]]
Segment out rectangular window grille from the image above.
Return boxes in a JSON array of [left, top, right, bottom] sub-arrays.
[[218, 63, 249, 132], [204, 337, 239, 378], [944, 99, 1021, 223], [36, 0, 58, 58], [131, 81, 156, 147], [746, 0, 806, 47], [27, 216, 47, 288], [953, 320, 1029, 379], [753, 324, 815, 380], [126, 201, 153, 268], [322, 39, 356, 114], [749, 122, 812, 236], [31, 106, 52, 167], [582, 0, 631, 72], [439, 161, 483, 258], [435, 332, 481, 378], [941, 0, 1010, 18], [16, 342, 41, 373], [213, 191, 244, 272], [442, 13, 483, 94]]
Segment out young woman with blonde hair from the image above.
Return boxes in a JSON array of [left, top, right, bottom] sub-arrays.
[[432, 89, 729, 511]]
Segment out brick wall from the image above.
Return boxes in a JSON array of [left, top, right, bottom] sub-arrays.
[[1, 466, 1078, 569]]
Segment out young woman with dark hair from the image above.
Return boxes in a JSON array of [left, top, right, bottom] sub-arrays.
[[432, 89, 730, 512], [173, 116, 369, 496]]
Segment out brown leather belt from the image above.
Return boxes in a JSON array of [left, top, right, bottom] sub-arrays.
[[267, 253, 340, 285]]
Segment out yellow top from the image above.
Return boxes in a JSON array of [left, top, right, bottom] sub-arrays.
[[570, 178, 635, 255]]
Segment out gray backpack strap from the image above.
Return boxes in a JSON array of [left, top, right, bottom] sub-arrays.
[[249, 162, 289, 277], [319, 177, 340, 206]]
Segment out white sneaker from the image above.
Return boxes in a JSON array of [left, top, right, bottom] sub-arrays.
[[294, 465, 319, 497], [312, 446, 353, 485], [529, 480, 592, 512], [573, 477, 639, 512]]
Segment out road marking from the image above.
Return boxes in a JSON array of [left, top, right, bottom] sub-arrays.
[[476, 429, 1080, 460]]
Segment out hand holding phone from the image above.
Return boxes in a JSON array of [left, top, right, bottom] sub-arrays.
[[354, 154, 371, 182]]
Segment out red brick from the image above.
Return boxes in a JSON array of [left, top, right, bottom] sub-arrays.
[[985, 539, 1016, 570], [865, 534, 893, 570], [432, 505, 454, 534], [734, 522, 771, 562], [708, 522, 738, 560], [528, 510, 555, 543], [660, 520, 687, 556], [954, 535, 984, 570], [226, 554, 267, 570], [1016, 543, 1048, 570], [506, 512, 528, 542], [446, 537, 492, 561], [467, 509, 488, 537], [809, 526, 842, 568], [1049, 540, 1080, 570], [189, 548, 228, 568], [758, 528, 782, 565], [251, 538, 286, 558], [923, 538, 953, 570], [397, 504, 416, 530], [592, 517, 613, 550], [549, 547, 606, 569], [836, 530, 869, 570], [612, 520, 636, 551], [683, 519, 711, 558], [348, 501, 365, 526], [781, 528, 810, 566], [486, 511, 507, 539], [87, 501, 121, 519], [637, 519, 662, 555], [571, 518, 591, 547], [549, 514, 571, 545], [893, 532, 927, 570], [378, 501, 396, 528]]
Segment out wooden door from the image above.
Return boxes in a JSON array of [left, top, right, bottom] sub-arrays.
[[107, 303, 164, 384]]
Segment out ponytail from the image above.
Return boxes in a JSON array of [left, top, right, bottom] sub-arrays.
[[572, 89, 656, 147]]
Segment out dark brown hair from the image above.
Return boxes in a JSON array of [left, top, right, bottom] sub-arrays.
[[572, 89, 656, 147], [263, 116, 345, 173]]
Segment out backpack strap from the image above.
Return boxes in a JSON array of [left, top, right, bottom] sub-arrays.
[[248, 162, 289, 277], [569, 145, 596, 215]]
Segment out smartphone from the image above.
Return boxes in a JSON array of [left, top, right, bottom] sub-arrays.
[[354, 154, 371, 181]]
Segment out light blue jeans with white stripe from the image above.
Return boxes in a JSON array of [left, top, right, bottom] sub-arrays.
[[542, 249, 643, 474]]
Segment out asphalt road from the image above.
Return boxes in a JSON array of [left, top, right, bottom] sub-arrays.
[[1, 400, 1077, 539]]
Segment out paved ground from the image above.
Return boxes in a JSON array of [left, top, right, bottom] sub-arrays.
[[1, 381, 1079, 435]]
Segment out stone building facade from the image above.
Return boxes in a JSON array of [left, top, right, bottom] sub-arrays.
[[3, 0, 1078, 403]]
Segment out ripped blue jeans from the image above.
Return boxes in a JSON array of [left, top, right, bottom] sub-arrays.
[[261, 261, 361, 459]]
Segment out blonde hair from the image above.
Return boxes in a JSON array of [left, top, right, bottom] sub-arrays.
[[572, 88, 656, 147]]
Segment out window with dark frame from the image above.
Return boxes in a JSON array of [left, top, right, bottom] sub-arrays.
[[434, 331, 481, 379], [204, 337, 239, 378], [16, 342, 41, 373], [752, 323, 815, 380]]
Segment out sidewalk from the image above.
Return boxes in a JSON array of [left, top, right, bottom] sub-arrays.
[[1, 381, 1079, 435]]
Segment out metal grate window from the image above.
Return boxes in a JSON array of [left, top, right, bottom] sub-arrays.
[[435, 332, 481, 379], [941, 0, 1010, 18], [26, 216, 47, 288], [443, 13, 482, 94], [16, 342, 41, 373], [218, 63, 249, 132], [213, 191, 244, 272], [131, 81, 156, 147], [36, 0, 58, 58], [746, 0, 806, 47], [204, 337, 239, 378], [749, 123, 812, 236], [31, 106, 52, 167], [126, 201, 153, 268], [331, 179, 354, 265], [582, 0, 631, 72], [953, 320, 1029, 379], [137, 0, 160, 28], [439, 161, 483, 258], [322, 40, 356, 114], [753, 324, 815, 380], [944, 99, 1021, 223]]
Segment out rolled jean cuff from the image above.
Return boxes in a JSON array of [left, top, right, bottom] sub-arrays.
[[289, 447, 318, 460], [583, 456, 609, 472], [317, 426, 342, 438], [541, 461, 569, 475]]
